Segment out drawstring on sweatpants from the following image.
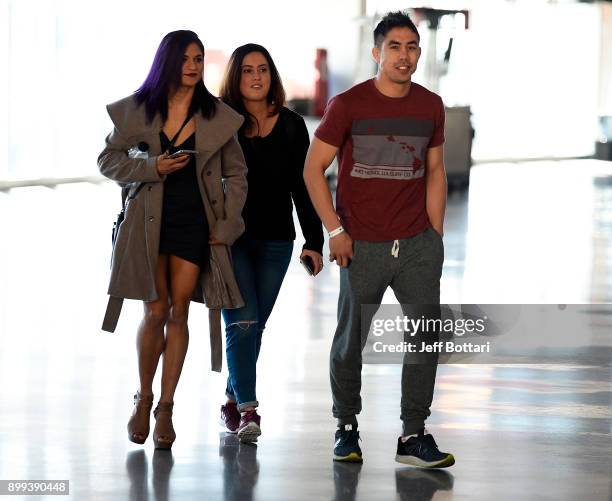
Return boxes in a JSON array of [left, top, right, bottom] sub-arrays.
[[391, 239, 400, 258]]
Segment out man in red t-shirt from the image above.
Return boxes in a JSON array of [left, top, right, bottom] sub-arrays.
[[304, 11, 454, 468]]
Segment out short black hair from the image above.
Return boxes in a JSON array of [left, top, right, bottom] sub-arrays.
[[373, 11, 420, 47]]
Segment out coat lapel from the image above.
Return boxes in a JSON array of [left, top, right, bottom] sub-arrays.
[[140, 114, 163, 156], [194, 104, 244, 178], [107, 95, 164, 156], [195, 116, 214, 178]]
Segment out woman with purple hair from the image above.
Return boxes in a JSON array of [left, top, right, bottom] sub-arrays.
[[98, 30, 247, 449]]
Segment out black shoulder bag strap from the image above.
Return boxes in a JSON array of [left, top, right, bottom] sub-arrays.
[[167, 112, 194, 149]]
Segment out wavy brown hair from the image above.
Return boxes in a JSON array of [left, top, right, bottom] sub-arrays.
[[220, 43, 286, 133]]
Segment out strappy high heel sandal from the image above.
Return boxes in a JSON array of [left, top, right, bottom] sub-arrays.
[[153, 402, 176, 450], [127, 392, 154, 444]]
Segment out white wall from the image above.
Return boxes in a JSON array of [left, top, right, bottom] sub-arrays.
[[0, 0, 607, 180], [599, 2, 612, 116], [0, 0, 361, 180], [366, 0, 602, 160], [466, 0, 600, 160]]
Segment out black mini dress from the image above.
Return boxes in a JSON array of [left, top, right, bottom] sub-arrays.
[[158, 131, 209, 270]]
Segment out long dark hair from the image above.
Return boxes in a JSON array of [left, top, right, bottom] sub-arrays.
[[219, 43, 285, 133], [135, 30, 217, 123]]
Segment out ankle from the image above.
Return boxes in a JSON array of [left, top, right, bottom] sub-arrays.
[[135, 391, 154, 404], [241, 406, 256, 415], [401, 428, 427, 442]]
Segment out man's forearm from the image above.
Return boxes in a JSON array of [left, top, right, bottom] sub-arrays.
[[426, 165, 447, 235], [304, 169, 342, 233]]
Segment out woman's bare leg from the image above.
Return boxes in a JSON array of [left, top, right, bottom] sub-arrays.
[[158, 255, 200, 404], [137, 254, 170, 397]]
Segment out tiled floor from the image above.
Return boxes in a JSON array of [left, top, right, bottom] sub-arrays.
[[0, 159, 610, 500]]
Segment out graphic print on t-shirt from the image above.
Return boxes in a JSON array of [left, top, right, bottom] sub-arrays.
[[350, 117, 433, 180]]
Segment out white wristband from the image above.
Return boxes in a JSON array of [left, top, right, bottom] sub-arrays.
[[329, 226, 345, 238]]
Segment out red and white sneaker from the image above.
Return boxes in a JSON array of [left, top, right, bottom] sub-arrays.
[[237, 410, 261, 443], [219, 402, 241, 433]]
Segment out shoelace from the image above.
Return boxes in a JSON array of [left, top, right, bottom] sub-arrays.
[[413, 434, 443, 460], [421, 433, 438, 449], [404, 432, 439, 455], [241, 410, 260, 424]]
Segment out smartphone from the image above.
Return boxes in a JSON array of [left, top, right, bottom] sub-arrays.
[[167, 149, 198, 159], [300, 256, 315, 276]]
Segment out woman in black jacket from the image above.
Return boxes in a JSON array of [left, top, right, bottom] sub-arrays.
[[218, 43, 324, 442]]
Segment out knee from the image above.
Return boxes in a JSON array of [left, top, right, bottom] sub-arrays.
[[226, 318, 259, 335], [168, 300, 190, 325], [144, 303, 169, 328]]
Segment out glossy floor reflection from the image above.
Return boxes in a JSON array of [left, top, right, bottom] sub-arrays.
[[0, 159, 611, 500]]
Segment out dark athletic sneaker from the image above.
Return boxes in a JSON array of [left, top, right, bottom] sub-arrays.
[[395, 429, 455, 468], [237, 410, 261, 443], [333, 425, 363, 463], [219, 402, 240, 433]]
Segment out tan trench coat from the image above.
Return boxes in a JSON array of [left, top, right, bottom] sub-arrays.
[[98, 94, 247, 372]]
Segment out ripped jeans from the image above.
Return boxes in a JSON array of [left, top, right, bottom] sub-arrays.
[[222, 239, 294, 411]]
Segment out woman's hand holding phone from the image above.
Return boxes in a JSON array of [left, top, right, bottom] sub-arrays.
[[300, 250, 323, 276], [156, 152, 191, 176]]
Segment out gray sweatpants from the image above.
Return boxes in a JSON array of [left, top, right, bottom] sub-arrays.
[[330, 227, 444, 436]]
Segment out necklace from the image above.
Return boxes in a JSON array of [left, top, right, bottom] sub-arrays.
[[250, 113, 278, 139]]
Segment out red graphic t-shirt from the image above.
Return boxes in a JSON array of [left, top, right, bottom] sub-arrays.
[[315, 79, 445, 242]]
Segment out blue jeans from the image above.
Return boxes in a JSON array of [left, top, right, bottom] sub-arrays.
[[222, 239, 293, 411]]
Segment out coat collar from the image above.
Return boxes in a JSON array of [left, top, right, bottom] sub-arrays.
[[107, 95, 243, 157], [194, 103, 243, 153], [194, 103, 243, 167]]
